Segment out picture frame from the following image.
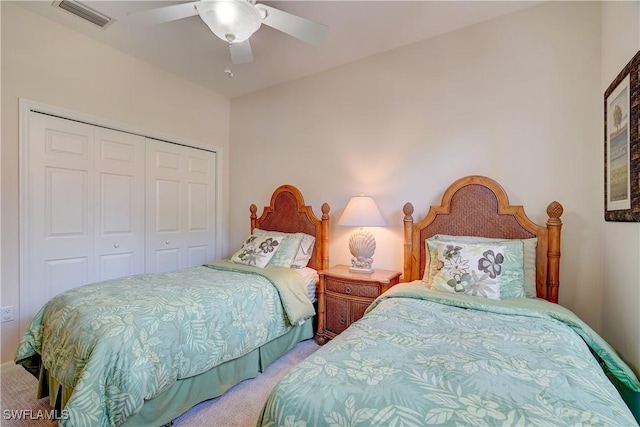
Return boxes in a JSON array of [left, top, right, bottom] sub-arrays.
[[604, 50, 640, 222]]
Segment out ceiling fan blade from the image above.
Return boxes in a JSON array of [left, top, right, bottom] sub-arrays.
[[255, 4, 328, 46], [230, 40, 254, 64], [125, 1, 199, 26]]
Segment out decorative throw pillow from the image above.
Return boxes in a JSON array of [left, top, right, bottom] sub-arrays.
[[432, 235, 532, 298], [430, 241, 506, 300], [230, 235, 282, 268], [252, 229, 302, 268], [253, 229, 315, 268]]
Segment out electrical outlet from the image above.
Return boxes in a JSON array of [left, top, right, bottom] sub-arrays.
[[1, 306, 14, 323]]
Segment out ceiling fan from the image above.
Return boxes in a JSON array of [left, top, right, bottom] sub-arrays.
[[128, 0, 329, 75]]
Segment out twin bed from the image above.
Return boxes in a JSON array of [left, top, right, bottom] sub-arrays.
[[16, 177, 640, 426], [258, 176, 640, 426], [15, 184, 330, 427]]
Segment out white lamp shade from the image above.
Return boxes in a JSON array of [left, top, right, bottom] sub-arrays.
[[338, 195, 386, 227], [198, 0, 262, 43]]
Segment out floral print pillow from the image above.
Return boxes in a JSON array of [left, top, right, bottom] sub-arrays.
[[431, 241, 506, 299], [425, 236, 526, 299], [230, 235, 283, 268], [252, 229, 316, 269]]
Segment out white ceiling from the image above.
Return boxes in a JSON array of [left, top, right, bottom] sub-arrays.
[[15, 1, 541, 98]]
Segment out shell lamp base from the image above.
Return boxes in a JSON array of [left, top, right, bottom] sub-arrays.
[[349, 266, 374, 274]]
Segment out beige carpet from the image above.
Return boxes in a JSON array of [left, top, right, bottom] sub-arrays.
[[0, 339, 319, 427]]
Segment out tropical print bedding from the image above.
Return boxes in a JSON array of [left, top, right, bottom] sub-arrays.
[[259, 281, 640, 427], [15, 261, 315, 427]]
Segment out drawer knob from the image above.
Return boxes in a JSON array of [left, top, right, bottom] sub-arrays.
[[113, 243, 119, 248], [345, 286, 352, 294], [339, 316, 346, 325]]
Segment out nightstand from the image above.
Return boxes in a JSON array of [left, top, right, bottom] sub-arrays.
[[315, 265, 401, 344]]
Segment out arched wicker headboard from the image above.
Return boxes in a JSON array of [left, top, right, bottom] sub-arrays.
[[250, 185, 330, 271], [403, 176, 563, 302]]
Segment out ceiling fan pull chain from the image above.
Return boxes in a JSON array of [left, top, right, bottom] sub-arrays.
[[224, 43, 234, 78]]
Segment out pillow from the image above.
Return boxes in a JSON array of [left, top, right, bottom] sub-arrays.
[[253, 229, 316, 269], [230, 235, 282, 268], [430, 241, 506, 300], [292, 234, 316, 269], [252, 229, 303, 268], [426, 235, 526, 299], [423, 237, 439, 284], [434, 234, 537, 298]]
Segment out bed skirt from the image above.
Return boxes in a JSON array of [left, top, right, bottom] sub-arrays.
[[27, 321, 314, 427], [608, 372, 640, 423]]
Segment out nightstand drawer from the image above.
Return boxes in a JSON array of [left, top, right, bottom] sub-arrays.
[[325, 296, 349, 335], [325, 278, 379, 298]]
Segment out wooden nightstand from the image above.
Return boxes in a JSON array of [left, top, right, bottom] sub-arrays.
[[315, 265, 401, 344]]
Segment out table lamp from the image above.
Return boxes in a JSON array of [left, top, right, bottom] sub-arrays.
[[338, 194, 386, 273]]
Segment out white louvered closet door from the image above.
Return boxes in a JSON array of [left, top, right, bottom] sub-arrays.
[[145, 138, 216, 273]]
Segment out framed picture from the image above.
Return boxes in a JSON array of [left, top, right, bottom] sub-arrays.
[[604, 50, 640, 222]]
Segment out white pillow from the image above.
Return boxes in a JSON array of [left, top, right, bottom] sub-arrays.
[[230, 235, 282, 268], [292, 234, 316, 268], [430, 241, 505, 300]]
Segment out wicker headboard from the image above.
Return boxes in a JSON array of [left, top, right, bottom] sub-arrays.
[[403, 176, 563, 302], [250, 185, 330, 271]]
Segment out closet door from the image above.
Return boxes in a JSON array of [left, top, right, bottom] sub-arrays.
[[27, 113, 96, 318], [23, 110, 217, 322], [94, 128, 146, 281], [145, 139, 216, 273], [25, 113, 146, 320], [182, 145, 217, 267]]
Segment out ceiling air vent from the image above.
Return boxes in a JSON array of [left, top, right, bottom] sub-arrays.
[[53, 0, 114, 29]]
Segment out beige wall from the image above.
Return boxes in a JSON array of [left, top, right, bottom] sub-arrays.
[[231, 0, 613, 352], [0, 2, 231, 363], [601, 0, 640, 374]]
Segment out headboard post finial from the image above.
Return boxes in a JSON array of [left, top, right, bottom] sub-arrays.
[[403, 202, 415, 282], [250, 204, 258, 231], [321, 203, 331, 270], [546, 201, 563, 303]]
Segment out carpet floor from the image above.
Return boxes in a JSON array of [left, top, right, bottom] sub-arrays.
[[1, 339, 319, 427]]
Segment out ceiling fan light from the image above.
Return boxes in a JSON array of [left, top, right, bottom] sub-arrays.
[[198, 0, 262, 43]]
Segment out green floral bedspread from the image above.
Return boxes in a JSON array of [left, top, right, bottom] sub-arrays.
[[15, 261, 314, 427], [259, 281, 640, 427]]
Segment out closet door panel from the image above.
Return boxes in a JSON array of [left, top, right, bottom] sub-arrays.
[[187, 245, 210, 267], [145, 139, 216, 272], [145, 139, 186, 273], [184, 147, 216, 267], [27, 113, 95, 319], [156, 179, 181, 232], [94, 128, 145, 281]]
